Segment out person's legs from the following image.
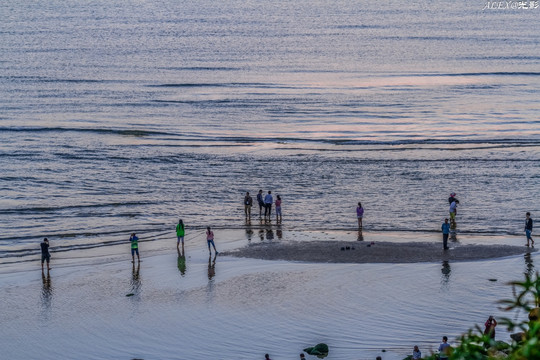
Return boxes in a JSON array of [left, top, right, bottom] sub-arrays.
[[443, 234, 449, 249], [208, 240, 218, 254], [136, 248, 140, 262], [526, 230, 534, 246]]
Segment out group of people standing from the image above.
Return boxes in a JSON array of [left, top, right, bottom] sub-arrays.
[[244, 190, 282, 222], [440, 192, 535, 249], [176, 219, 218, 256]]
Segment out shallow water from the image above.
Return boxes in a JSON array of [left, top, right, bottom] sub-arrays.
[[1, 1, 540, 358], [1, 241, 538, 360]]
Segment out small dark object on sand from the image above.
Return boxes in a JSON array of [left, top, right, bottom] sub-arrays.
[[126, 293, 135, 297], [346, 246, 350, 250], [304, 343, 329, 357], [488, 278, 497, 282], [367, 244, 371, 247], [341, 247, 345, 251]]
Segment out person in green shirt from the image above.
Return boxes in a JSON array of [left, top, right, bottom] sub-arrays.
[[130, 233, 140, 263], [176, 219, 185, 248]]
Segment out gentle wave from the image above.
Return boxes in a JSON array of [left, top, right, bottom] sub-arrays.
[[2, 126, 540, 146], [0, 201, 157, 216]]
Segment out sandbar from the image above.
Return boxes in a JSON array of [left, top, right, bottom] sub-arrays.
[[222, 241, 536, 263]]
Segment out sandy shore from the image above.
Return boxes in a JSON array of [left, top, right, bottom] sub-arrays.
[[222, 240, 536, 263]]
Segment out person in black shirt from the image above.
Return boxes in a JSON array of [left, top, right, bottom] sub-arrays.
[[525, 212, 534, 247], [40, 238, 51, 271]]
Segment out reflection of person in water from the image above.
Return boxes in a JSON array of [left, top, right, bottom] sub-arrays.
[[524, 252, 534, 277], [208, 254, 216, 280], [41, 269, 52, 307], [276, 225, 283, 240], [357, 228, 364, 241], [441, 260, 451, 286], [177, 245, 186, 276], [245, 218, 253, 242], [266, 228, 274, 240], [131, 261, 141, 296]]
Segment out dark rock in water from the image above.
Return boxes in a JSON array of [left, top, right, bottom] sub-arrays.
[[346, 246, 350, 250], [126, 293, 135, 297], [529, 307, 540, 321], [382, 349, 386, 352], [341, 247, 345, 251], [303, 343, 329, 357], [488, 278, 497, 282], [510, 332, 525, 342], [367, 244, 371, 247]]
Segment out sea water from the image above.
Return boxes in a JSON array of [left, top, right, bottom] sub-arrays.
[[1, 0, 539, 258], [0, 1, 539, 357]]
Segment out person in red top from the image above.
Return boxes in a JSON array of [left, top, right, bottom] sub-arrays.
[[206, 226, 218, 255], [484, 316, 497, 339], [275, 195, 282, 223]]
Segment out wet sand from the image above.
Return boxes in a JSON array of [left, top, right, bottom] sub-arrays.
[[222, 241, 536, 263]]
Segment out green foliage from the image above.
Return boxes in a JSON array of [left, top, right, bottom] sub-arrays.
[[422, 272, 540, 360]]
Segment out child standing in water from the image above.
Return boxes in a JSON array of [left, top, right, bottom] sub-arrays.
[[356, 202, 364, 228], [206, 226, 218, 255], [130, 233, 140, 263], [176, 219, 185, 247], [275, 195, 282, 223]]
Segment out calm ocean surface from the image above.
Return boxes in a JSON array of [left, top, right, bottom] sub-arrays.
[[1, 1, 540, 255], [1, 1, 540, 359]]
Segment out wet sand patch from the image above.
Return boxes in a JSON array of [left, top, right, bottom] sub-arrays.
[[222, 241, 536, 263]]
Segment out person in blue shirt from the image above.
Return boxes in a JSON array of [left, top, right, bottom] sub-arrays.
[[264, 191, 273, 219], [438, 336, 451, 360], [442, 218, 450, 250]]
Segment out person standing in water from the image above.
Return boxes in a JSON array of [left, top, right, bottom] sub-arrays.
[[206, 226, 218, 255], [484, 316, 497, 339], [356, 202, 364, 228], [448, 192, 457, 205], [438, 336, 451, 360], [244, 192, 253, 218], [275, 195, 282, 223], [176, 219, 185, 248], [525, 212, 534, 247], [130, 233, 140, 263], [412, 345, 421, 360], [40, 238, 51, 271], [264, 191, 273, 219], [442, 218, 450, 250], [449, 199, 459, 225], [257, 189, 264, 217]]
